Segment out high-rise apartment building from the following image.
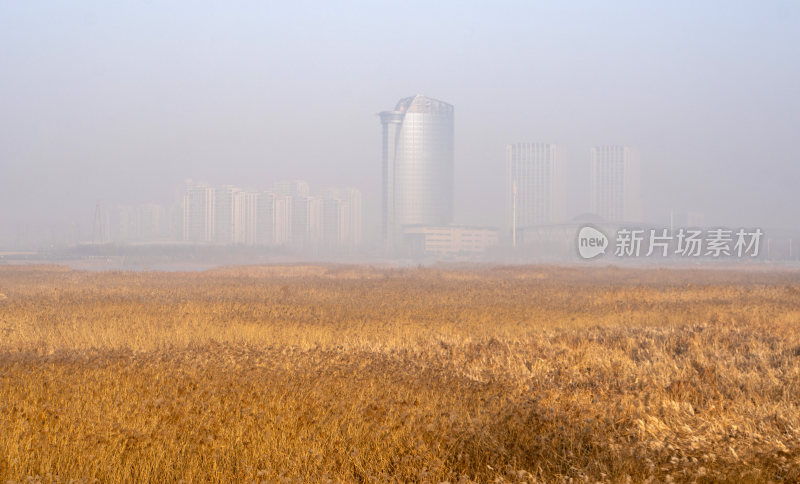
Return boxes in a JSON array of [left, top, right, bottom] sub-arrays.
[[255, 191, 276, 246], [589, 146, 641, 222], [320, 187, 363, 248], [272, 194, 292, 246], [92, 201, 111, 244], [342, 187, 362, 246], [380, 95, 454, 248], [233, 191, 258, 245], [273, 180, 319, 247], [182, 182, 215, 242], [111, 203, 168, 242], [178, 180, 359, 249], [214, 185, 239, 244], [273, 180, 310, 199], [506, 143, 566, 242], [291, 195, 321, 248], [138, 203, 168, 241]]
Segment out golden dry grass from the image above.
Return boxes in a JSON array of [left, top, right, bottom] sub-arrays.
[[1, 264, 799, 483]]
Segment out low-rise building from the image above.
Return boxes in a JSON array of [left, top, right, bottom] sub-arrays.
[[402, 225, 499, 257]]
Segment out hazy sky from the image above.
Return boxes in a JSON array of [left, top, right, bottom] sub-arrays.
[[1, 1, 798, 245]]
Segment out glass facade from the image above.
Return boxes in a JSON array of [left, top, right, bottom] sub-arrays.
[[380, 95, 454, 248]]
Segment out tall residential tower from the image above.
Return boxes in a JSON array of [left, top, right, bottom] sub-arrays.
[[506, 143, 566, 243], [590, 146, 641, 222], [182, 181, 215, 243]]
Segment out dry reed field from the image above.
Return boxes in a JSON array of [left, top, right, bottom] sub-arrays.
[[1, 264, 800, 483]]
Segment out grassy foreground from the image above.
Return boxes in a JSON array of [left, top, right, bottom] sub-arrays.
[[1, 264, 799, 483]]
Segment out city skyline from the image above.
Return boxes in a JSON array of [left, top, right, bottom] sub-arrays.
[[2, 80, 796, 263], [2, 2, 798, 251], [92, 179, 363, 252], [79, 133, 644, 253], [14, 129, 771, 252]]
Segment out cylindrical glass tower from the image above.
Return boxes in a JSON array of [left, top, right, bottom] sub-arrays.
[[380, 95, 454, 248]]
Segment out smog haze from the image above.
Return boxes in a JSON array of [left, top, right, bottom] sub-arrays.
[[1, 1, 798, 250]]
